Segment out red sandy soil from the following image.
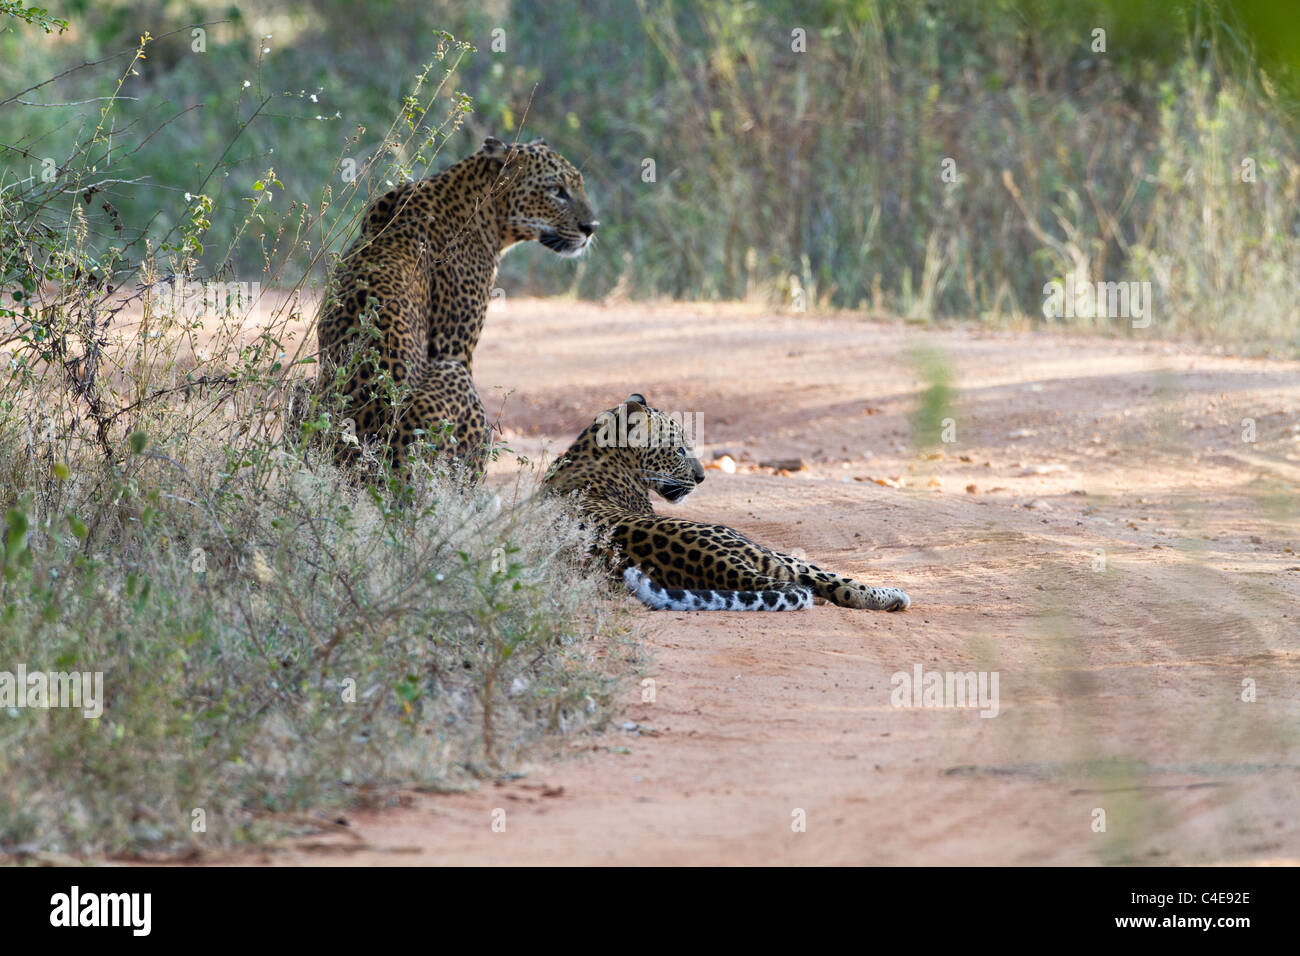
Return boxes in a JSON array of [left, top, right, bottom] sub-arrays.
[[247, 299, 1300, 865]]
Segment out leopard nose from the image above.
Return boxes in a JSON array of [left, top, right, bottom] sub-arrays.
[[579, 220, 599, 237]]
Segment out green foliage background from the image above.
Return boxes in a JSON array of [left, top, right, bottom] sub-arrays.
[[2, 0, 1298, 343]]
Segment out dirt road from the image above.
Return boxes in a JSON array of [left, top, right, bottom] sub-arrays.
[[266, 300, 1300, 865]]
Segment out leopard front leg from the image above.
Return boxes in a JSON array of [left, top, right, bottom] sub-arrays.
[[813, 571, 910, 611], [612, 517, 909, 611], [761, 548, 911, 611]]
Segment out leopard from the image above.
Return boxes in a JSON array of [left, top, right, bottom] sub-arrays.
[[315, 136, 597, 471], [543, 394, 912, 612]]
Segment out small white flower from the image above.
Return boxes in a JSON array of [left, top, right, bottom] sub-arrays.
[[242, 80, 250, 88], [262, 47, 270, 54], [252, 550, 275, 584], [310, 93, 317, 103], [435, 573, 445, 582], [184, 191, 192, 201]]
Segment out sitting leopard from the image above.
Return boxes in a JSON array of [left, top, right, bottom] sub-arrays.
[[543, 395, 911, 611], [316, 136, 597, 470]]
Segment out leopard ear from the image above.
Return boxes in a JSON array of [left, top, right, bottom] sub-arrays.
[[624, 393, 647, 408], [480, 137, 508, 161], [528, 137, 547, 147]]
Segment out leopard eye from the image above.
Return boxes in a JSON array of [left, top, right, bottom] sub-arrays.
[[676, 446, 687, 457], [551, 185, 570, 201]]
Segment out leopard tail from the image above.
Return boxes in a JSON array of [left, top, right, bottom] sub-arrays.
[[623, 567, 812, 611]]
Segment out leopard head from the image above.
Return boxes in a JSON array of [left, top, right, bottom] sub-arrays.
[[482, 136, 598, 257], [596, 393, 705, 503]]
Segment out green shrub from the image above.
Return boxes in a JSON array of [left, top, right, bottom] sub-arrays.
[[0, 14, 637, 859], [0, 416, 633, 856]]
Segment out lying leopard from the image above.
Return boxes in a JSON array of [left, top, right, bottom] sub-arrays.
[[543, 395, 911, 611], [316, 136, 597, 470]]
